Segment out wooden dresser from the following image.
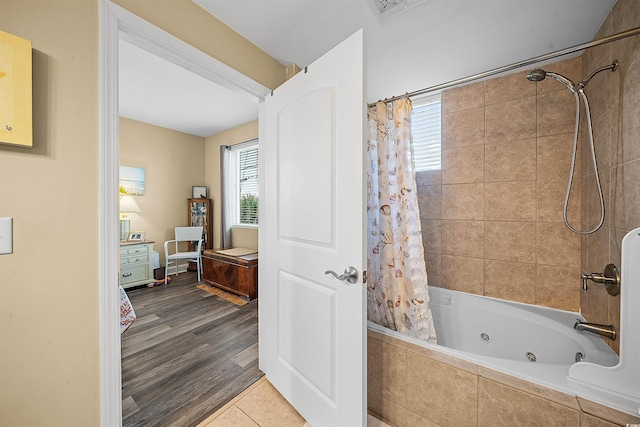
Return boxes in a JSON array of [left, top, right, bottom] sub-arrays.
[[202, 249, 258, 300]]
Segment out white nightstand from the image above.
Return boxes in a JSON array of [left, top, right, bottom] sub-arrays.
[[120, 241, 155, 288]]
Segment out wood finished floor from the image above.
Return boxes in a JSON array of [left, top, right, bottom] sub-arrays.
[[121, 271, 262, 427]]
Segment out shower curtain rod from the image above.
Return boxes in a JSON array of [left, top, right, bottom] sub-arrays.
[[369, 25, 640, 107]]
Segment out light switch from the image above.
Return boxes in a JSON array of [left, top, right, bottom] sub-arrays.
[[0, 217, 13, 254]]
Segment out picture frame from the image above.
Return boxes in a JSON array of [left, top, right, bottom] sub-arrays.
[[120, 166, 146, 196], [0, 30, 33, 147], [127, 231, 146, 242], [192, 185, 207, 198]]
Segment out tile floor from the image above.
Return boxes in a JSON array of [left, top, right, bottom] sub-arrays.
[[197, 376, 389, 427]]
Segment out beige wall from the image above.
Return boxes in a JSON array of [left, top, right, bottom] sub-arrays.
[[119, 117, 206, 260], [0, 1, 282, 424], [112, 0, 286, 90], [420, 56, 583, 313], [205, 120, 259, 250], [0, 1, 100, 425], [579, 0, 640, 353]]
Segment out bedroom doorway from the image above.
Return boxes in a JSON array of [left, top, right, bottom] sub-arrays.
[[99, 1, 269, 425]]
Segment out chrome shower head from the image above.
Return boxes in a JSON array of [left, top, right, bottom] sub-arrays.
[[526, 69, 577, 93], [526, 69, 547, 82]]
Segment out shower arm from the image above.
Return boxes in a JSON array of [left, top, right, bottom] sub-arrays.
[[576, 61, 618, 91]]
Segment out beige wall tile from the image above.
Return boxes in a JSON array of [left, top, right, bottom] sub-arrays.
[[441, 220, 484, 257], [406, 352, 478, 426], [485, 71, 536, 105], [421, 219, 441, 254], [485, 181, 536, 221], [368, 328, 409, 350], [580, 413, 620, 427], [424, 251, 442, 287], [416, 170, 441, 186], [592, 108, 612, 171], [586, 171, 609, 229], [478, 367, 580, 410], [537, 133, 578, 181], [537, 90, 576, 137], [406, 410, 442, 427], [442, 107, 485, 147], [478, 378, 580, 427], [484, 260, 536, 304], [536, 264, 581, 311], [611, 0, 640, 32], [485, 221, 536, 263], [442, 144, 484, 184], [485, 96, 536, 142], [611, 160, 640, 230], [405, 345, 478, 375], [485, 138, 536, 182], [441, 81, 484, 114], [417, 185, 442, 220], [367, 338, 407, 406], [577, 396, 640, 426], [367, 395, 406, 427], [442, 183, 484, 220], [585, 225, 610, 274], [581, 276, 610, 326], [537, 178, 581, 223], [537, 222, 581, 268], [441, 255, 484, 295]]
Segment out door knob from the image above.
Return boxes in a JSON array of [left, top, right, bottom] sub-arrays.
[[325, 266, 359, 284]]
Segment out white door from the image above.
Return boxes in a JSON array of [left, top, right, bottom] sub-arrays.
[[258, 30, 365, 426]]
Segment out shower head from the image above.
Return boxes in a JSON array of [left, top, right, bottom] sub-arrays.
[[526, 69, 577, 93], [526, 69, 547, 82]]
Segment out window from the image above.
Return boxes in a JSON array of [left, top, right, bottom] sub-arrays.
[[411, 94, 441, 171], [229, 140, 259, 226]]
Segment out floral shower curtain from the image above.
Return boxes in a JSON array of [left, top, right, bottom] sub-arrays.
[[367, 98, 437, 343]]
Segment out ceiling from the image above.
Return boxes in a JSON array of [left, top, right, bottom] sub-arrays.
[[119, 0, 616, 138]]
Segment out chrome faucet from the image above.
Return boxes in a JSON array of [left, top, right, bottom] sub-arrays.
[[574, 320, 616, 340], [581, 263, 620, 295]]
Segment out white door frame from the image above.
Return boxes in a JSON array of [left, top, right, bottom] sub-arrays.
[[98, 2, 269, 425]]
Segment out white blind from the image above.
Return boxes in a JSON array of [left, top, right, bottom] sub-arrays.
[[229, 141, 259, 226], [412, 94, 441, 171]]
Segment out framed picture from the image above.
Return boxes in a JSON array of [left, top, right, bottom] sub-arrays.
[[192, 185, 207, 198], [120, 166, 146, 196], [0, 31, 33, 147], [127, 231, 146, 242]]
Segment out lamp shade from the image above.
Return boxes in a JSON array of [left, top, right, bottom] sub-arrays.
[[119, 195, 141, 213]]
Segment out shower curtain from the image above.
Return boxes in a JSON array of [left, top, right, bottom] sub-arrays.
[[367, 98, 437, 343]]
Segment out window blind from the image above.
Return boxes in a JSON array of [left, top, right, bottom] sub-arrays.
[[229, 141, 259, 226], [412, 94, 441, 171]]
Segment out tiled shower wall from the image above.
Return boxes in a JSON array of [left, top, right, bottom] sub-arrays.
[[579, 0, 640, 353], [417, 0, 640, 353], [418, 56, 584, 313]]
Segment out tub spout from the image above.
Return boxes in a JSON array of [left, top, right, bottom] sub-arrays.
[[574, 320, 616, 340]]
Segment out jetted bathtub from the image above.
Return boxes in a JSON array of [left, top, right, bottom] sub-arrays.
[[368, 286, 629, 418]]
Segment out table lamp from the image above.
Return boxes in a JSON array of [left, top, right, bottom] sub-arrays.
[[119, 195, 141, 241]]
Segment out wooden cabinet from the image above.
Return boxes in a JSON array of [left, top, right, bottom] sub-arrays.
[[120, 241, 155, 288], [188, 198, 213, 250], [203, 249, 258, 300]]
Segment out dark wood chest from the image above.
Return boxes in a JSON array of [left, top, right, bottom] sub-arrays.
[[202, 249, 258, 300]]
